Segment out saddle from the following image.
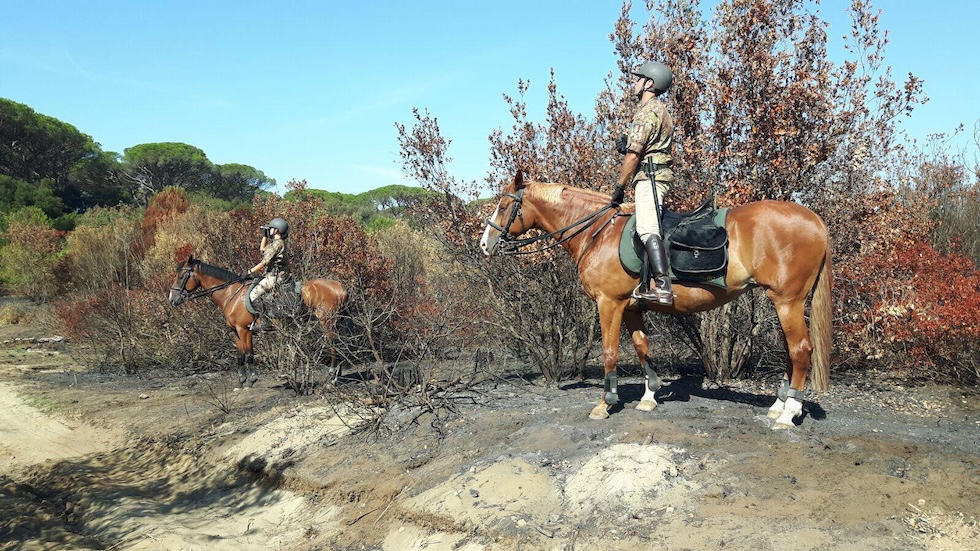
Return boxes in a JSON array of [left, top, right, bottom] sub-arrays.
[[619, 201, 730, 288], [245, 278, 304, 316]]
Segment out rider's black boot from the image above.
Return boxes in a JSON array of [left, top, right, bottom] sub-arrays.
[[248, 302, 272, 332], [632, 235, 674, 306]]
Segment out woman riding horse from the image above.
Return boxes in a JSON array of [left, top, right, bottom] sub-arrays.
[[169, 255, 348, 388]]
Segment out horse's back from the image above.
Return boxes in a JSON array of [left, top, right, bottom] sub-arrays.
[[301, 278, 348, 314], [728, 200, 827, 247]]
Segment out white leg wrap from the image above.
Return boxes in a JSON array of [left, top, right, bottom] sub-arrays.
[[773, 397, 803, 429], [636, 384, 658, 412], [767, 398, 785, 419]]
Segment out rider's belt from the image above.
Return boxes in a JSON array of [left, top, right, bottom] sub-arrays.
[[635, 162, 672, 181]]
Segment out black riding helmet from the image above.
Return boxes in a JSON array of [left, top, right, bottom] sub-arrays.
[[632, 61, 673, 95], [268, 217, 289, 238]]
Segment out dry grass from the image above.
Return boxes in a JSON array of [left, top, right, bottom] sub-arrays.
[[0, 301, 35, 326]]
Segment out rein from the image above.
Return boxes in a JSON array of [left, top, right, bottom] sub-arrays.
[[494, 189, 619, 256]]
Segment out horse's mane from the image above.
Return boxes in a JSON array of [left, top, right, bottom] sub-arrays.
[[189, 258, 239, 282], [529, 181, 608, 206]]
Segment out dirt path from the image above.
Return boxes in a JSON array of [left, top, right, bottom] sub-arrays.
[[1, 325, 978, 550], [0, 381, 122, 471]]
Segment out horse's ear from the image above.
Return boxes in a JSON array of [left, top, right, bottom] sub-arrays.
[[513, 170, 526, 189]]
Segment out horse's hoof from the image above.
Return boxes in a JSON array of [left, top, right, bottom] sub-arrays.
[[636, 400, 658, 412], [767, 408, 782, 419], [772, 421, 793, 430], [589, 404, 610, 420]]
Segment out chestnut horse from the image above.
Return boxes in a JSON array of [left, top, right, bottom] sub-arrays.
[[168, 255, 348, 388], [481, 173, 831, 429]]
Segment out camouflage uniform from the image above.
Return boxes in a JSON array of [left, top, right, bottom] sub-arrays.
[[249, 234, 288, 304], [626, 96, 674, 243]]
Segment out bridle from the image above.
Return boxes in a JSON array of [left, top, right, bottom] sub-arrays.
[[487, 188, 619, 257], [485, 188, 527, 239], [170, 261, 248, 305]]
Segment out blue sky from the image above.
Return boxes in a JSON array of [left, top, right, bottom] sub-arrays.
[[2, 1, 978, 196]]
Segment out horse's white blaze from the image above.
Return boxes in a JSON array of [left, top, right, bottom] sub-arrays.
[[773, 397, 803, 429], [480, 202, 503, 256]]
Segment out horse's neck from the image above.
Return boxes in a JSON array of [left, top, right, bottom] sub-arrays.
[[195, 270, 243, 305], [528, 184, 606, 256]]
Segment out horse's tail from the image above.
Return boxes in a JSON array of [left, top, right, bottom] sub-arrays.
[[809, 247, 833, 392]]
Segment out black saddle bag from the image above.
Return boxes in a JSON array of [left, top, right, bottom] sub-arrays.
[[666, 219, 728, 277]]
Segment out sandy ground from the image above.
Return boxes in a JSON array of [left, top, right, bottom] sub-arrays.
[[1, 321, 979, 551]]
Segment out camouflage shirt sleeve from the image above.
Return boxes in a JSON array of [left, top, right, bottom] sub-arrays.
[[261, 239, 284, 265]]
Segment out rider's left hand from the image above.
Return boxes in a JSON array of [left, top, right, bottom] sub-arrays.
[[610, 184, 625, 207]]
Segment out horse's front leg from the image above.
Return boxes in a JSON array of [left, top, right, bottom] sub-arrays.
[[624, 310, 661, 412], [242, 330, 258, 388], [233, 327, 257, 389], [235, 353, 247, 387], [590, 298, 627, 420]]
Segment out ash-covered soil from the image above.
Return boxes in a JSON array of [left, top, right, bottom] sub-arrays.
[[1, 323, 978, 551]]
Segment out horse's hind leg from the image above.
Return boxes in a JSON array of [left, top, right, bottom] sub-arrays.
[[316, 312, 342, 384], [768, 297, 813, 429], [624, 310, 661, 412]]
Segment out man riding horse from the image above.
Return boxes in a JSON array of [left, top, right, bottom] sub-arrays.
[[611, 61, 676, 306]]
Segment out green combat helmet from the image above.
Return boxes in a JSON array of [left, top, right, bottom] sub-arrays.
[[632, 61, 673, 95], [268, 217, 289, 238]]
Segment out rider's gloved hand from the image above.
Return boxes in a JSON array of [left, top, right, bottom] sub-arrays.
[[610, 184, 626, 207]]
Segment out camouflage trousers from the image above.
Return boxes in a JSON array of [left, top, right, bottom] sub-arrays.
[[249, 272, 286, 304]]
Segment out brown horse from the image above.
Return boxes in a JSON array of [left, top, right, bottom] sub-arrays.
[[168, 255, 348, 387], [481, 173, 831, 429]]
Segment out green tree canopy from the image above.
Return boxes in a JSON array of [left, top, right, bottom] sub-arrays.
[[361, 184, 440, 212], [0, 98, 122, 211], [122, 142, 213, 201], [0, 175, 64, 223], [211, 163, 274, 203], [289, 185, 436, 229]]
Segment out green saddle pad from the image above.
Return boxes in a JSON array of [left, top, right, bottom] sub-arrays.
[[619, 207, 730, 289]]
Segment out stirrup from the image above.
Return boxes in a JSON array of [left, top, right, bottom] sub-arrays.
[[248, 316, 272, 332], [631, 285, 674, 306]]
